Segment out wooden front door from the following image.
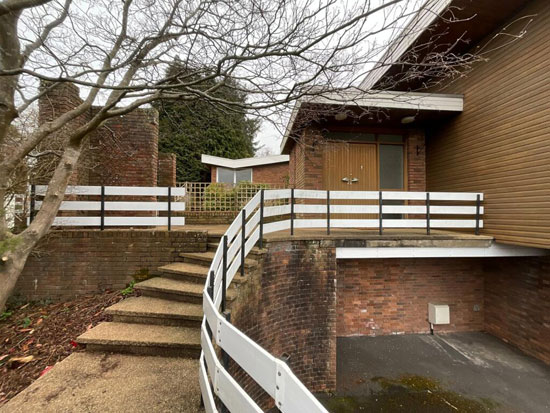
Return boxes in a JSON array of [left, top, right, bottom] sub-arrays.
[[349, 144, 378, 191], [323, 143, 378, 220], [323, 143, 378, 191]]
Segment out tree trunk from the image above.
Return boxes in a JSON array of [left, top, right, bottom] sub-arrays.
[[0, 139, 85, 310], [0, 246, 30, 312]]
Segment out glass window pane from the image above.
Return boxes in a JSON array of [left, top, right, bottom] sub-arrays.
[[235, 168, 252, 183], [378, 134, 404, 143], [379, 145, 404, 189], [325, 132, 376, 142], [217, 167, 234, 184]]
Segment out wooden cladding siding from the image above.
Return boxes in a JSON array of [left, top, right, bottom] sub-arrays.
[[426, 0, 550, 249]]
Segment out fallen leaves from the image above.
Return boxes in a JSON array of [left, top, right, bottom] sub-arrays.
[[39, 365, 53, 377], [1, 289, 136, 405]]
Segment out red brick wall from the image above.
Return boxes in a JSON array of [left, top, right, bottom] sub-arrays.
[[37, 83, 160, 188], [88, 108, 159, 187], [230, 240, 338, 406], [157, 153, 177, 187], [36, 82, 90, 185], [251, 163, 289, 185], [14, 230, 206, 302], [407, 129, 426, 192], [484, 256, 550, 364], [337, 258, 485, 336]]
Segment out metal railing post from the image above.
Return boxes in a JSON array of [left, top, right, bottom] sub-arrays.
[[100, 185, 105, 231], [206, 270, 215, 339], [475, 194, 481, 235], [241, 209, 246, 277], [167, 186, 172, 231], [290, 188, 295, 236], [29, 184, 36, 224], [208, 270, 215, 300], [426, 192, 430, 235], [379, 191, 383, 235], [259, 189, 264, 249], [327, 190, 331, 235], [222, 235, 228, 313], [220, 310, 231, 413]]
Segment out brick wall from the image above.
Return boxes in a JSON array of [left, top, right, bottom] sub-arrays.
[[230, 240, 338, 406], [407, 129, 426, 192], [484, 256, 550, 364], [337, 258, 485, 336], [87, 108, 159, 187], [36, 82, 90, 185], [37, 82, 160, 188], [14, 230, 206, 302], [251, 163, 289, 186], [157, 153, 177, 187]]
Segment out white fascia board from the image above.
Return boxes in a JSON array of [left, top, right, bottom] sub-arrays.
[[201, 154, 289, 169], [305, 90, 463, 111], [359, 0, 453, 90], [280, 89, 463, 152], [336, 244, 549, 259], [280, 101, 302, 153]]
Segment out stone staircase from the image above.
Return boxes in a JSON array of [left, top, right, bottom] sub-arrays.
[[77, 231, 259, 358]]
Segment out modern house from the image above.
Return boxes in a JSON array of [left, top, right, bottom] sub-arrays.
[[201, 154, 289, 186], [273, 0, 550, 372], [283, 0, 549, 249]]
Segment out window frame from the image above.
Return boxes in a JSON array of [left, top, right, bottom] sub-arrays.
[[216, 167, 254, 185]]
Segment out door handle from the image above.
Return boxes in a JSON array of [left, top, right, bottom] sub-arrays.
[[351, 178, 359, 183], [341, 177, 350, 182]]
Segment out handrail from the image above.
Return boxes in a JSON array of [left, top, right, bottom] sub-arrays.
[[200, 189, 484, 412]]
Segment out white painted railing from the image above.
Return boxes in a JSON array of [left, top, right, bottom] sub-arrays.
[[200, 189, 484, 411], [29, 185, 186, 229]]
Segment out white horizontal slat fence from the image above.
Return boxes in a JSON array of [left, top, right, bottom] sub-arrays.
[[29, 185, 185, 229]]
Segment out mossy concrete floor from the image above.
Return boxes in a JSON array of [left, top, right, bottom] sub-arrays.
[[1, 352, 203, 413], [322, 332, 550, 412]]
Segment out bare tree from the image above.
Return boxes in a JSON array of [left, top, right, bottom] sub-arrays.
[[0, 0, 503, 309]]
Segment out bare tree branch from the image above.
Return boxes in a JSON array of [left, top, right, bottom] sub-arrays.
[[0, 0, 52, 16]]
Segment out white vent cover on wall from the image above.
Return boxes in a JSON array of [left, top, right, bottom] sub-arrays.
[[428, 303, 450, 325]]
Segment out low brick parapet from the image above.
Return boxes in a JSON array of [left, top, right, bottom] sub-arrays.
[[14, 229, 207, 302]]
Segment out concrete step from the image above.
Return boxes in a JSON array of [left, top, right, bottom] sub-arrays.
[[135, 277, 237, 303], [157, 262, 246, 285], [77, 322, 200, 358], [157, 262, 208, 284], [105, 296, 202, 327], [135, 277, 203, 303], [208, 243, 266, 260], [207, 234, 223, 244], [207, 242, 220, 252], [180, 251, 258, 269]]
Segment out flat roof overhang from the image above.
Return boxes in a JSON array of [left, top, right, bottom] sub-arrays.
[[280, 90, 463, 153], [201, 154, 289, 169]]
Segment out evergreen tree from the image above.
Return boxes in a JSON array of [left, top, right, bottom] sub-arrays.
[[155, 66, 259, 182]]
